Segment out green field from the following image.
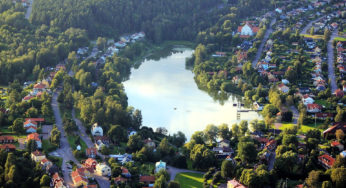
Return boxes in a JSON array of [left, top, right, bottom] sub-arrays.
[[300, 34, 323, 39], [68, 135, 87, 151], [42, 139, 57, 154], [334, 37, 346, 42], [279, 123, 323, 134], [175, 172, 204, 188]]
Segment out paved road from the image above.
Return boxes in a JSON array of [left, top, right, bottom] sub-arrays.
[[167, 165, 204, 181], [327, 29, 338, 93], [290, 105, 299, 125], [300, 16, 324, 35], [268, 152, 276, 171], [51, 90, 80, 188], [25, 0, 33, 19], [252, 18, 276, 68]]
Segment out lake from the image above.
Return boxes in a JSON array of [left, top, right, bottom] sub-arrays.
[[124, 47, 261, 138]]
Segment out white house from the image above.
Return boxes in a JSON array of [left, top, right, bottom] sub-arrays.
[[155, 160, 166, 173], [282, 79, 290, 85], [95, 163, 111, 176], [307, 104, 322, 113], [302, 95, 314, 106], [278, 83, 289, 93], [91, 123, 103, 136], [237, 22, 259, 36]]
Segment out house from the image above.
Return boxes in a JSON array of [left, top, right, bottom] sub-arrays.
[[278, 83, 289, 93], [24, 119, 37, 128], [91, 123, 103, 136], [265, 139, 277, 151], [282, 79, 290, 85], [318, 154, 335, 169], [31, 150, 46, 162], [275, 8, 283, 14], [86, 147, 97, 158], [25, 125, 37, 133], [316, 113, 334, 120], [237, 22, 260, 37], [213, 147, 234, 159], [95, 140, 106, 151], [27, 133, 42, 148], [95, 163, 111, 176], [40, 158, 53, 169], [139, 175, 155, 185], [218, 139, 230, 148], [212, 52, 226, 57], [253, 102, 263, 111], [331, 141, 344, 151], [77, 167, 93, 178], [299, 88, 311, 94], [51, 173, 66, 188], [227, 179, 247, 188], [25, 118, 45, 124], [237, 51, 248, 63], [84, 158, 97, 170], [340, 151, 346, 158], [114, 176, 127, 185], [33, 82, 47, 93], [94, 136, 110, 145], [121, 167, 131, 178], [302, 95, 314, 106], [155, 160, 166, 173], [0, 144, 16, 152], [0, 136, 14, 143], [323, 122, 346, 137], [307, 104, 322, 113], [128, 130, 137, 137], [144, 138, 156, 148], [316, 84, 326, 91], [71, 169, 88, 187], [334, 89, 344, 98]]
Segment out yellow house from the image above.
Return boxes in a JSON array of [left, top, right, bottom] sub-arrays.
[[95, 163, 111, 176], [31, 150, 46, 163]]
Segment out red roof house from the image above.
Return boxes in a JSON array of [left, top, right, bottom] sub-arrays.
[[0, 144, 16, 152], [307, 104, 322, 113], [0, 136, 14, 143], [318, 154, 335, 169]]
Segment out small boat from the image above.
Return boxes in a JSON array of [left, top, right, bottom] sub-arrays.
[[174, 108, 177, 110], [233, 104, 237, 107]]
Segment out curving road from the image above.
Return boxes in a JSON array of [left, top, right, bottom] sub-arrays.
[[327, 29, 338, 93], [300, 16, 324, 35], [252, 18, 276, 68]]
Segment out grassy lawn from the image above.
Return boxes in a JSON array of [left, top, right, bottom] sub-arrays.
[[42, 139, 57, 154], [315, 99, 331, 108], [300, 34, 323, 39], [68, 135, 87, 151], [59, 103, 72, 119], [175, 172, 204, 188], [48, 156, 63, 167], [279, 123, 322, 134], [334, 37, 346, 42], [0, 127, 12, 134], [110, 142, 126, 154]]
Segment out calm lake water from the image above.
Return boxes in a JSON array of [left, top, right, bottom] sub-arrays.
[[124, 47, 261, 138]]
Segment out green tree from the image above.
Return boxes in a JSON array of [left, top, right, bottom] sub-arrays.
[[11, 118, 24, 134], [331, 168, 346, 188], [158, 138, 173, 157], [204, 124, 219, 144], [324, 28, 331, 42], [218, 124, 230, 140], [237, 141, 257, 164], [127, 134, 143, 152], [26, 139, 38, 153], [168, 181, 180, 188], [310, 27, 315, 35], [239, 120, 248, 134], [221, 160, 234, 179], [190, 144, 216, 170], [40, 174, 50, 186], [305, 170, 322, 188], [108, 125, 127, 144], [96, 37, 107, 50]]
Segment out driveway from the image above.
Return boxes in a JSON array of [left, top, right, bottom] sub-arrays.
[[268, 152, 276, 171], [252, 18, 276, 68], [327, 29, 338, 93], [167, 165, 204, 181], [41, 125, 53, 140]]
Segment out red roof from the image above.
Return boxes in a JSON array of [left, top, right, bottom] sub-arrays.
[[27, 133, 40, 141], [334, 89, 344, 98], [0, 144, 16, 150], [23, 96, 34, 101], [0, 136, 14, 141], [266, 139, 277, 147], [316, 113, 334, 118], [139, 176, 155, 182], [86, 148, 97, 156], [32, 150, 44, 156], [237, 22, 260, 34], [34, 83, 47, 89], [85, 158, 97, 167], [307, 104, 322, 110], [24, 119, 38, 126], [114, 176, 127, 182], [318, 154, 335, 167], [25, 118, 45, 122], [121, 167, 129, 174], [331, 141, 342, 147]]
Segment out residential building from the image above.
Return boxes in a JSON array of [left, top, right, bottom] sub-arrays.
[[26, 133, 42, 148], [307, 104, 322, 113], [95, 163, 111, 176], [144, 138, 156, 148], [331, 141, 344, 151], [91, 123, 103, 136], [227, 179, 247, 188], [302, 95, 314, 106], [139, 175, 155, 185], [114, 176, 127, 185], [237, 22, 260, 37], [155, 160, 166, 173], [84, 158, 97, 170], [0, 144, 16, 152], [218, 139, 230, 148], [51, 173, 66, 188], [71, 169, 88, 187], [121, 167, 131, 178], [278, 83, 289, 93], [318, 154, 335, 169], [323, 122, 346, 137], [40, 158, 53, 169], [0, 136, 14, 143], [31, 150, 46, 162], [86, 147, 97, 158]]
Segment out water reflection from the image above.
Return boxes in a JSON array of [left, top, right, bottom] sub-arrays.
[[124, 47, 261, 138]]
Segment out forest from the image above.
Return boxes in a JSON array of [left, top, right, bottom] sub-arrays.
[[31, 0, 221, 42]]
